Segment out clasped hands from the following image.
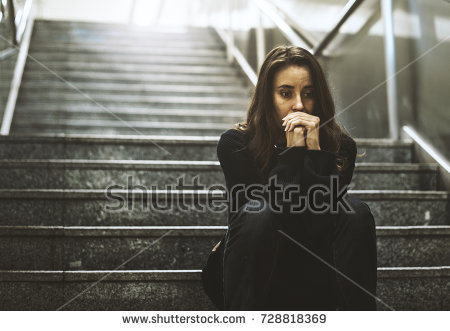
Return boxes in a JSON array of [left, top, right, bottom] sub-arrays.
[[281, 112, 321, 150]]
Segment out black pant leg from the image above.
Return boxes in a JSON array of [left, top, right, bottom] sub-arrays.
[[332, 195, 378, 310], [222, 202, 281, 310]]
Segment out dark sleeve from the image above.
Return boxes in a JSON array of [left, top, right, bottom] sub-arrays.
[[217, 129, 349, 224], [271, 133, 357, 189], [269, 147, 339, 189], [337, 134, 357, 186], [217, 129, 255, 214]]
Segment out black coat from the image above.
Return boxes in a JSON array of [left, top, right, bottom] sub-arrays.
[[202, 128, 358, 310]]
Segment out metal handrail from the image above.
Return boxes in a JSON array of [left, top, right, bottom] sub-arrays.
[[254, 0, 313, 53], [217, 0, 400, 140], [313, 0, 365, 55], [381, 0, 398, 140], [0, 0, 6, 22], [216, 0, 368, 84], [401, 126, 450, 191], [6, 0, 16, 45], [0, 0, 33, 59], [268, 3, 317, 50], [15, 0, 33, 44], [255, 0, 367, 57], [1, 0, 34, 135]]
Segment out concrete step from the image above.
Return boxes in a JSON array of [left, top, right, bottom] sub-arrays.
[[0, 225, 448, 270], [25, 61, 239, 76], [28, 44, 226, 58], [32, 29, 220, 41], [15, 104, 246, 114], [14, 81, 251, 97], [349, 163, 437, 190], [21, 71, 242, 85], [0, 189, 447, 226], [0, 160, 438, 191], [31, 23, 220, 42], [34, 20, 216, 34], [13, 110, 244, 124], [0, 268, 448, 310], [31, 39, 225, 50], [11, 120, 233, 136], [32, 25, 219, 41], [25, 52, 232, 66], [0, 135, 413, 162], [30, 36, 223, 49], [16, 95, 248, 107]]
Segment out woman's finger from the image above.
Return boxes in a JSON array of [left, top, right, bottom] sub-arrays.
[[283, 115, 319, 130], [282, 112, 320, 124], [286, 118, 316, 132], [286, 118, 307, 131]]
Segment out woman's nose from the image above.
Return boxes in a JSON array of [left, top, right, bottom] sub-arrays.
[[292, 94, 304, 111]]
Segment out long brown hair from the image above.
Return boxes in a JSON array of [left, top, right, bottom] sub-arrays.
[[234, 45, 348, 180]]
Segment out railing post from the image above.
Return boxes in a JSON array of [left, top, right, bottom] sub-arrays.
[[7, 0, 17, 45], [128, 0, 136, 24], [1, 1, 6, 21], [381, 0, 399, 140], [256, 10, 265, 71], [227, 0, 234, 63]]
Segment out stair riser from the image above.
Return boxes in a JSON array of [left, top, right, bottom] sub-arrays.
[[35, 20, 216, 34], [29, 41, 225, 52], [0, 142, 412, 162], [21, 71, 243, 85], [16, 101, 247, 110], [28, 45, 226, 57], [26, 53, 232, 66], [356, 146, 411, 163], [34, 20, 215, 32], [0, 280, 212, 310], [11, 125, 230, 136], [25, 62, 239, 75], [0, 198, 447, 226], [17, 88, 251, 98], [31, 38, 224, 48], [32, 31, 220, 42], [0, 141, 221, 160], [15, 104, 246, 113], [350, 171, 436, 190], [16, 89, 249, 98], [31, 33, 220, 44], [1, 233, 448, 270], [0, 277, 447, 310], [14, 112, 244, 124], [0, 168, 437, 190], [366, 199, 449, 226], [16, 96, 248, 106], [376, 277, 450, 310]]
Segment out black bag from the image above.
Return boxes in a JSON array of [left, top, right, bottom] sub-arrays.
[[201, 233, 226, 310]]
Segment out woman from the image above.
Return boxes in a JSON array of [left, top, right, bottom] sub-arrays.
[[202, 45, 377, 310]]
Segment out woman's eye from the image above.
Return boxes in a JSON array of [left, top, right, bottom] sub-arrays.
[[280, 91, 291, 98], [303, 90, 314, 98]]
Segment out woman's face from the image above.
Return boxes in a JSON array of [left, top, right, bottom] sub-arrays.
[[272, 65, 315, 123]]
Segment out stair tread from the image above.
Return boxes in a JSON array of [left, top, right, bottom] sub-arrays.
[[0, 159, 438, 170], [0, 188, 446, 198], [1, 267, 449, 282], [0, 134, 414, 146], [0, 225, 449, 236]]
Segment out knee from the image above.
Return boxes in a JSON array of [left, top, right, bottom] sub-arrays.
[[340, 197, 375, 235], [241, 201, 276, 241]]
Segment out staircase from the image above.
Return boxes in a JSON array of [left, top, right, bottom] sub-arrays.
[[0, 20, 448, 310]]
